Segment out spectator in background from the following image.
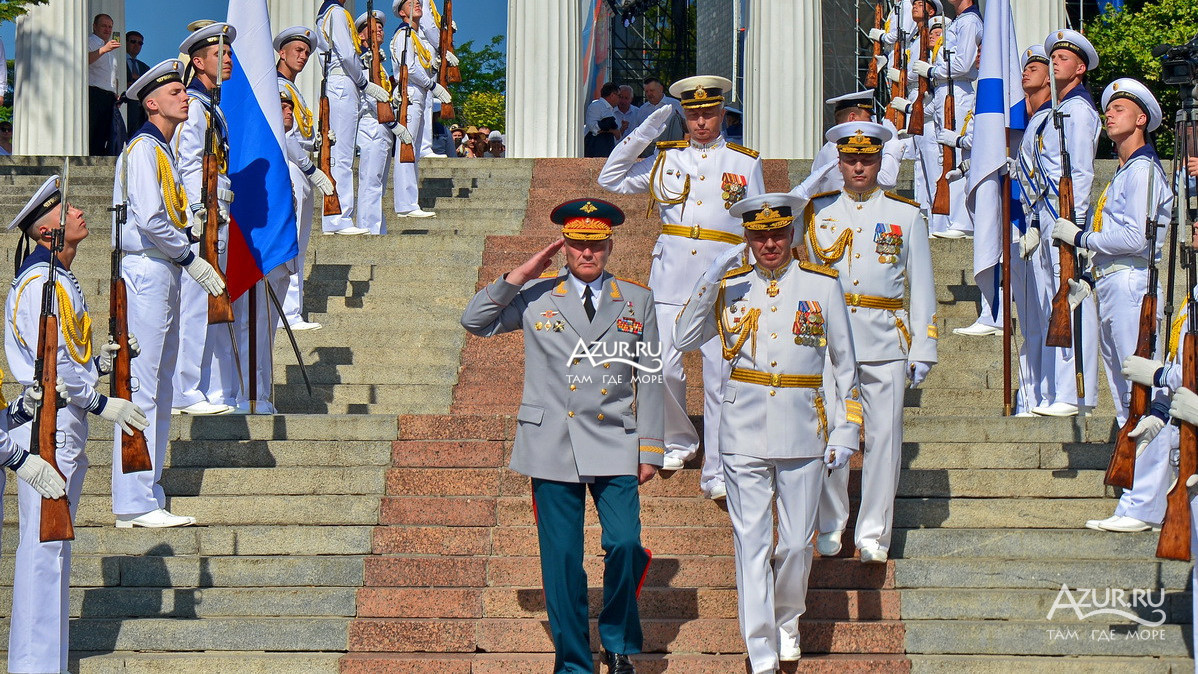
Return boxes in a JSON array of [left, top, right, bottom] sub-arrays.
[[584, 82, 620, 158], [485, 130, 505, 158], [0, 122, 12, 155], [614, 84, 638, 138], [124, 31, 150, 132], [87, 13, 121, 156], [431, 118, 456, 157], [632, 76, 685, 156], [449, 125, 467, 157], [724, 107, 744, 145]]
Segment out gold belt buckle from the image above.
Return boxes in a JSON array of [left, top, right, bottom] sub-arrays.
[[848, 293, 861, 306], [689, 224, 702, 239], [770, 373, 782, 387]]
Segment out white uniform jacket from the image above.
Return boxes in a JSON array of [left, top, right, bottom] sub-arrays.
[[116, 124, 195, 262]]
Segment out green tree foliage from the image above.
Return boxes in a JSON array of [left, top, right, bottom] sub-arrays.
[[1085, 0, 1198, 156], [0, 0, 47, 22], [460, 90, 504, 131], [441, 35, 505, 125]]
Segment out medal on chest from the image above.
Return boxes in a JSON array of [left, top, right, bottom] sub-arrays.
[[616, 317, 644, 335], [874, 223, 904, 264], [722, 173, 748, 209], [793, 300, 827, 347]]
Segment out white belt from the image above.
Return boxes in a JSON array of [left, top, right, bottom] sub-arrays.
[[127, 248, 173, 262], [1093, 258, 1148, 280]]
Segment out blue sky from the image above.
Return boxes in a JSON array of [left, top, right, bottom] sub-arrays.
[[0, 0, 507, 65]]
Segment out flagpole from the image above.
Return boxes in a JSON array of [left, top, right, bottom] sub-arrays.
[[1002, 131, 1014, 416], [249, 280, 259, 415]]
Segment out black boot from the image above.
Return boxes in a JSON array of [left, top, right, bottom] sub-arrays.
[[602, 649, 635, 674]]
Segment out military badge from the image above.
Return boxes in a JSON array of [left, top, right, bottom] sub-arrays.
[[874, 223, 904, 263], [722, 173, 748, 209], [616, 317, 644, 335], [792, 300, 827, 347]]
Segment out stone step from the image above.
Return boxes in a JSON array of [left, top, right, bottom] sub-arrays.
[[0, 553, 363, 589], [271, 384, 454, 411], [907, 655, 1189, 673], [274, 363, 459, 385], [80, 439, 393, 468], [0, 617, 350, 652], [55, 467, 386, 496], [43, 652, 342, 674], [0, 586, 359, 619], [341, 652, 912, 673], [904, 620, 1188, 657], [901, 441, 1111, 470], [899, 588, 1188, 622], [1, 495, 380, 527], [892, 558, 1189, 590], [0, 524, 374, 557], [892, 528, 1165, 560]]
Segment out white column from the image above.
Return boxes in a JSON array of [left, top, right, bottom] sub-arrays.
[[91, 0, 128, 124], [506, 0, 582, 158], [1012, 0, 1066, 51], [14, 1, 90, 155], [744, 0, 821, 159], [269, 0, 321, 117]]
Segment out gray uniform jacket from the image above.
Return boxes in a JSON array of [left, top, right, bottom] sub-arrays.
[[461, 270, 666, 482]]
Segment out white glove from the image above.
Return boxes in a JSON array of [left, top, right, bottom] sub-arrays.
[[638, 104, 675, 139], [431, 83, 452, 104], [1001, 157, 1018, 176], [824, 445, 854, 470], [19, 377, 70, 417], [1173, 388, 1198, 426], [912, 60, 934, 78], [946, 159, 970, 182], [184, 257, 226, 297], [445, 51, 459, 68], [867, 28, 886, 42], [363, 81, 390, 103], [703, 243, 748, 285], [1129, 414, 1166, 458], [15, 454, 66, 500], [98, 342, 120, 375], [886, 67, 902, 84], [873, 55, 889, 71], [100, 397, 149, 436], [908, 361, 932, 388], [327, 129, 337, 146], [1051, 216, 1083, 246], [393, 123, 414, 145], [128, 334, 140, 359], [1018, 227, 1041, 260], [1122, 356, 1164, 388], [308, 168, 335, 196], [888, 96, 912, 115], [936, 129, 960, 148], [1066, 278, 1092, 311]]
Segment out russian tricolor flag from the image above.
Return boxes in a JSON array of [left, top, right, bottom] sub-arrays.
[[223, 0, 298, 300]]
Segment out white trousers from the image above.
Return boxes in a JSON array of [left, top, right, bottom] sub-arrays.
[[283, 161, 315, 325], [357, 105, 394, 234], [1114, 423, 1173, 525], [115, 255, 180, 515], [724, 453, 823, 674], [7, 407, 87, 674], [393, 87, 427, 214], [930, 149, 973, 235], [322, 74, 361, 233], [655, 301, 727, 495], [173, 226, 240, 409], [912, 132, 939, 218], [1036, 238, 1099, 408], [1096, 269, 1152, 424], [1010, 241, 1048, 412], [418, 92, 435, 158], [818, 360, 907, 551]]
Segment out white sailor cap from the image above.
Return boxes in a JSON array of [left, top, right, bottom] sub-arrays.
[[826, 121, 893, 154], [928, 15, 950, 31], [356, 10, 386, 31], [918, 0, 943, 13], [1045, 28, 1099, 69], [729, 193, 802, 231], [274, 26, 315, 52], [179, 22, 236, 56], [187, 19, 216, 32], [1103, 78, 1163, 132], [1021, 44, 1049, 70], [825, 90, 875, 114], [127, 58, 185, 102], [392, 0, 419, 17], [8, 175, 61, 233], [669, 76, 733, 109]]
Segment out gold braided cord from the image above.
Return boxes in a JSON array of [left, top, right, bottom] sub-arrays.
[[715, 284, 760, 362], [1169, 307, 1187, 361], [427, 0, 443, 27], [11, 276, 93, 363], [805, 202, 853, 265], [1091, 181, 1112, 233], [0, 367, 6, 407], [377, 60, 393, 94], [410, 30, 433, 70], [646, 151, 690, 217], [815, 395, 828, 441], [288, 86, 314, 139], [154, 146, 190, 229]]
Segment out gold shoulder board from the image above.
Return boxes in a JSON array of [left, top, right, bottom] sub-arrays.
[[884, 191, 921, 208], [616, 276, 650, 290], [539, 271, 561, 279], [656, 140, 689, 150], [811, 190, 840, 200], [723, 264, 753, 279], [726, 142, 760, 159], [799, 261, 839, 278]]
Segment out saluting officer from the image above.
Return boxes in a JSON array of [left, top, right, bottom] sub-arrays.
[[115, 59, 225, 528], [4, 176, 146, 674], [276, 26, 333, 331], [791, 91, 903, 199], [1017, 29, 1101, 417], [807, 122, 937, 563], [599, 75, 764, 500], [391, 0, 446, 219], [675, 193, 861, 671], [355, 10, 400, 234], [1063, 80, 1172, 533], [461, 199, 663, 674]]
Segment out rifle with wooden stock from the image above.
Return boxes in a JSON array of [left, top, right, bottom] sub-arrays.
[[438, 0, 459, 118], [1044, 73, 1081, 359], [317, 46, 341, 216], [866, 1, 884, 89], [1106, 176, 1161, 489], [202, 33, 234, 325], [397, 24, 416, 164], [932, 44, 954, 216], [110, 149, 151, 475], [32, 161, 73, 543], [885, 7, 907, 131], [367, 1, 396, 125], [908, 21, 930, 136], [1158, 245, 1197, 561]]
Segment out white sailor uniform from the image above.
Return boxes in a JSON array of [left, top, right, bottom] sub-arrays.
[[319, 0, 368, 232], [391, 18, 435, 214], [356, 35, 395, 234], [279, 75, 318, 325]]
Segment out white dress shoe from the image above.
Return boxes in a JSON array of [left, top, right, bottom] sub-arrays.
[[778, 627, 801, 662], [934, 229, 971, 239], [1013, 411, 1036, 418], [859, 545, 888, 564], [952, 321, 1002, 337], [707, 483, 727, 500], [1085, 515, 1119, 531], [396, 208, 436, 218], [661, 455, 685, 471], [1032, 402, 1078, 417], [288, 320, 323, 331], [1097, 515, 1153, 533], [816, 530, 843, 556], [173, 401, 232, 415], [116, 508, 196, 528], [335, 226, 369, 235]]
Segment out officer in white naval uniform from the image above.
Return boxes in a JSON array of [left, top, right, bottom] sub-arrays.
[[276, 26, 333, 331], [805, 122, 937, 563], [790, 91, 903, 199], [675, 193, 861, 672], [115, 59, 225, 529], [5, 176, 142, 674], [392, 0, 450, 218], [319, 0, 388, 234], [355, 10, 398, 235], [419, 0, 454, 159], [172, 23, 238, 416], [1017, 29, 1101, 417], [912, 0, 980, 239], [599, 75, 764, 499], [1057, 79, 1171, 533]]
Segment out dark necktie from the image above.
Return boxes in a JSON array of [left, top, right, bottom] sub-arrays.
[[583, 286, 596, 321]]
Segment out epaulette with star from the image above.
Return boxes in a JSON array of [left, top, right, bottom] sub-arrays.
[[811, 190, 840, 200], [723, 263, 753, 279], [616, 277, 650, 290], [656, 140, 689, 151], [539, 270, 561, 279], [884, 192, 921, 207], [726, 142, 760, 159], [799, 261, 838, 278]]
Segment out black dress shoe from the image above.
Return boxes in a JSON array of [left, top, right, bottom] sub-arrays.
[[602, 649, 636, 674]]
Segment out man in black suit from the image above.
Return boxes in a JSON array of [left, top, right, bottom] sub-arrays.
[[124, 31, 150, 132]]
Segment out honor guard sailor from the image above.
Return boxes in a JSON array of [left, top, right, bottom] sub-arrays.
[[674, 193, 861, 672], [355, 10, 399, 234], [391, 0, 449, 218], [806, 122, 937, 563], [115, 59, 224, 528], [598, 74, 764, 500], [461, 199, 663, 674], [5, 176, 147, 674]]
